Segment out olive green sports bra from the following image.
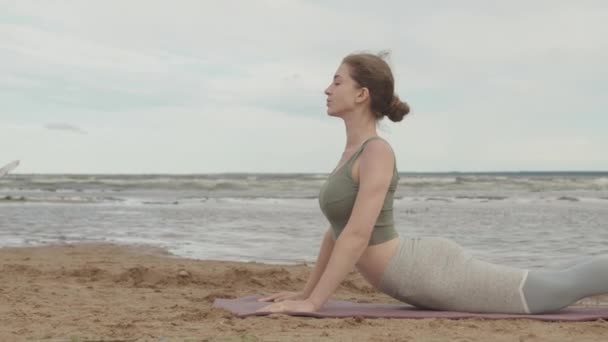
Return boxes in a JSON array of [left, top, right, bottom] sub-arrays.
[[318, 136, 400, 245]]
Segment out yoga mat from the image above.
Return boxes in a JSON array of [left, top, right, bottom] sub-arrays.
[[213, 295, 608, 322]]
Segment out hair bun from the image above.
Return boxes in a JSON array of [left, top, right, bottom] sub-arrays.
[[386, 95, 410, 122], [342, 52, 411, 123]]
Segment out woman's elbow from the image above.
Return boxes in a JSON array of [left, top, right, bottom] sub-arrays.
[[338, 229, 371, 251]]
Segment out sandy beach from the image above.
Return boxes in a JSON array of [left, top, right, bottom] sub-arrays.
[[1, 243, 607, 341]]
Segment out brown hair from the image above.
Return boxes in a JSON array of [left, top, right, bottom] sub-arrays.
[[342, 51, 410, 122]]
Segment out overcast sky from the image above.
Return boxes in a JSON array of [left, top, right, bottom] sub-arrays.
[[1, 1, 606, 174]]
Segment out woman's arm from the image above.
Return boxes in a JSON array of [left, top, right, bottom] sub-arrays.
[[307, 140, 395, 310], [301, 228, 335, 296], [258, 228, 335, 303]]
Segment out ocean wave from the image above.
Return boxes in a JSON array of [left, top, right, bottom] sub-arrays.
[[2, 172, 607, 195], [0, 194, 125, 204], [593, 177, 608, 187], [557, 196, 579, 202]]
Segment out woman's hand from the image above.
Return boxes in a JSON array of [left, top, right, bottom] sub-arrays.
[[257, 291, 305, 303], [256, 299, 317, 314]]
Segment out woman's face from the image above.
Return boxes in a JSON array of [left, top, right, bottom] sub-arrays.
[[324, 63, 362, 117]]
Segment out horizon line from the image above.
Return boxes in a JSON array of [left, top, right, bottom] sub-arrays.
[[8, 170, 608, 176]]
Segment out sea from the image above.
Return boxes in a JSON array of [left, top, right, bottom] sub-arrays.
[[1, 172, 607, 269]]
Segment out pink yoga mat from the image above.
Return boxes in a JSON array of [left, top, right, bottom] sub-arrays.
[[213, 295, 608, 322]]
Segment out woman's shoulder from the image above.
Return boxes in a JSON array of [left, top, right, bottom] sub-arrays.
[[360, 137, 396, 165], [365, 137, 395, 155]]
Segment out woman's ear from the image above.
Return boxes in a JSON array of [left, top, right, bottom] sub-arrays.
[[355, 87, 370, 104]]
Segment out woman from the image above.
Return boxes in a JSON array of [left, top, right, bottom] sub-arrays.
[[257, 52, 608, 314]]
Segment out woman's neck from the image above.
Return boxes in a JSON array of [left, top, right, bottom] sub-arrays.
[[342, 109, 378, 150]]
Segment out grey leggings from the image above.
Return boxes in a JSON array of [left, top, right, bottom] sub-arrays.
[[523, 255, 608, 313], [379, 237, 608, 314]]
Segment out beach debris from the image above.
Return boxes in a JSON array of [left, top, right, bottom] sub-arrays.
[[0, 160, 19, 177]]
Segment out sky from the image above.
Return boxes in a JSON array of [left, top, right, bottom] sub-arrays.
[[1, 1, 607, 174]]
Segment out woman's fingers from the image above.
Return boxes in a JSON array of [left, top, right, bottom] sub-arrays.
[[258, 291, 302, 302], [258, 295, 276, 302], [256, 302, 285, 313], [258, 292, 288, 302], [271, 294, 291, 302]]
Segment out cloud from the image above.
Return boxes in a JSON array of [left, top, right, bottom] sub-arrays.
[[44, 123, 87, 134], [1, 1, 606, 172]]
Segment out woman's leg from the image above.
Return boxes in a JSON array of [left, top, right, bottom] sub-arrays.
[[379, 237, 530, 313], [380, 238, 608, 314], [522, 255, 608, 313]]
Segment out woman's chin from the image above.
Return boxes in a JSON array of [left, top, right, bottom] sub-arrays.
[[326, 109, 339, 117]]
